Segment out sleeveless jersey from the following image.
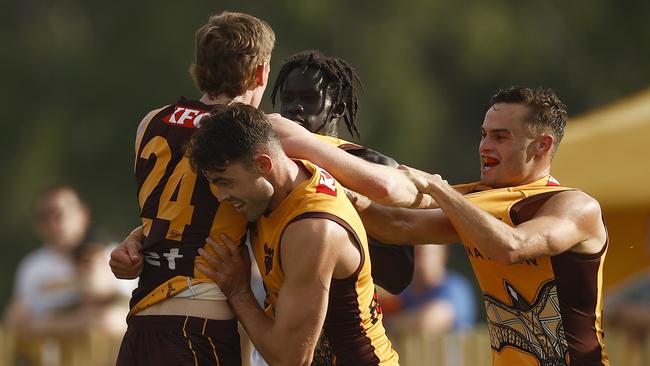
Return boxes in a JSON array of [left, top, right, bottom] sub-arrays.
[[312, 135, 414, 295], [131, 97, 247, 315], [458, 176, 609, 366], [250, 160, 399, 366]]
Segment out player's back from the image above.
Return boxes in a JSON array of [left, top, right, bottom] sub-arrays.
[[131, 97, 247, 315]]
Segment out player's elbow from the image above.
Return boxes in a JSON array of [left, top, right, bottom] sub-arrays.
[[493, 250, 522, 265], [491, 234, 527, 265]]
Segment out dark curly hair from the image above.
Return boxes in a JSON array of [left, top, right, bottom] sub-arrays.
[[488, 86, 568, 152], [271, 50, 362, 138], [189, 11, 275, 99], [186, 103, 277, 173]]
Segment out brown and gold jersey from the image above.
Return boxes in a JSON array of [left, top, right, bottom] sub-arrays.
[[250, 160, 399, 366], [130, 98, 247, 315], [458, 176, 609, 366], [312, 135, 413, 295]]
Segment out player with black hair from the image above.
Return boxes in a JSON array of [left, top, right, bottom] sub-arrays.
[[270, 50, 415, 295], [272, 50, 397, 166]]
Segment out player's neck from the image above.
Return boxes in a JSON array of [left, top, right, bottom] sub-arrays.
[[267, 157, 308, 212], [199, 92, 255, 106]]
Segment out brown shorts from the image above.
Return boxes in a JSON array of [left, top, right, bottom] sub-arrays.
[[116, 315, 241, 366]]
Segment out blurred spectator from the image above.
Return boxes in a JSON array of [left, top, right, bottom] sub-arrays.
[[3, 185, 133, 365], [383, 245, 476, 336], [71, 242, 132, 336], [4, 185, 90, 335]]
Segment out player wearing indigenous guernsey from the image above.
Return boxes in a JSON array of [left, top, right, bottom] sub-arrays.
[[189, 103, 399, 366], [343, 87, 610, 366], [109, 12, 275, 366]]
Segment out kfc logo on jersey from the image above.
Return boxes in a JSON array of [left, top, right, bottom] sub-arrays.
[[316, 167, 337, 196], [162, 106, 209, 128]]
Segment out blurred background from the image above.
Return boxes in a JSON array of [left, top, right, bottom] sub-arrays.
[[2, 0, 649, 365]]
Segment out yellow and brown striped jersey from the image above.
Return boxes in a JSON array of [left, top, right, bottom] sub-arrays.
[[250, 159, 399, 366], [131, 97, 247, 315], [458, 176, 609, 366]]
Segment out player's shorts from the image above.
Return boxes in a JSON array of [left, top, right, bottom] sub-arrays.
[[116, 315, 241, 366]]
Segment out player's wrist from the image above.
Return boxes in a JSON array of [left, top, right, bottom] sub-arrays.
[[227, 288, 256, 308]]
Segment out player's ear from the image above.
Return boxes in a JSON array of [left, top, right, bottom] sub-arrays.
[[255, 63, 268, 87], [537, 134, 554, 155], [254, 154, 273, 175]]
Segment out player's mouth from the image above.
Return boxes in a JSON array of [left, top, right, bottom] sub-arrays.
[[481, 156, 500, 171]]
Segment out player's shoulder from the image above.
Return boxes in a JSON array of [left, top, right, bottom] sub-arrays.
[[540, 189, 602, 219], [283, 216, 350, 249]]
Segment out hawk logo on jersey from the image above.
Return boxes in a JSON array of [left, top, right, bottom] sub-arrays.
[[263, 243, 274, 275], [162, 106, 209, 128], [484, 280, 568, 365], [315, 167, 337, 196]]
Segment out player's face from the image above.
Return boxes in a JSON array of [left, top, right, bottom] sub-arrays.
[[280, 66, 338, 137], [203, 162, 273, 222], [479, 103, 539, 188]]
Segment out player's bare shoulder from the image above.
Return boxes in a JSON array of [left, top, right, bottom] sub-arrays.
[[540, 189, 606, 253], [540, 189, 602, 219]]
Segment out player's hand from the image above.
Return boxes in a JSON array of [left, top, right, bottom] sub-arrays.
[[344, 188, 371, 211], [398, 165, 447, 194], [197, 234, 252, 300], [109, 226, 144, 279], [395, 165, 443, 208]]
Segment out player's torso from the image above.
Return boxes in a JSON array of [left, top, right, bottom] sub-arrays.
[[460, 177, 609, 366], [250, 160, 399, 366]]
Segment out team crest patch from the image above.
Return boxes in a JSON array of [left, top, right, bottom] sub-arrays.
[[263, 243, 274, 275], [484, 280, 568, 365]]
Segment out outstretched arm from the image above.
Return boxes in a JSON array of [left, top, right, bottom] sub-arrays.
[[405, 168, 607, 263], [347, 190, 459, 245], [269, 113, 434, 208]]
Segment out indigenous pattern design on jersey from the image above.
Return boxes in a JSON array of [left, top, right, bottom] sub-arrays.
[[250, 160, 399, 366], [131, 98, 247, 315], [457, 176, 609, 366]]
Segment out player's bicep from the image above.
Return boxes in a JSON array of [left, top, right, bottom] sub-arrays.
[[514, 191, 605, 258], [514, 215, 583, 258], [271, 219, 340, 355]]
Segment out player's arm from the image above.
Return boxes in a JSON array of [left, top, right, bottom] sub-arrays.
[[410, 170, 607, 263], [198, 219, 344, 366], [346, 147, 399, 168], [268, 113, 435, 208], [347, 189, 459, 245]]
